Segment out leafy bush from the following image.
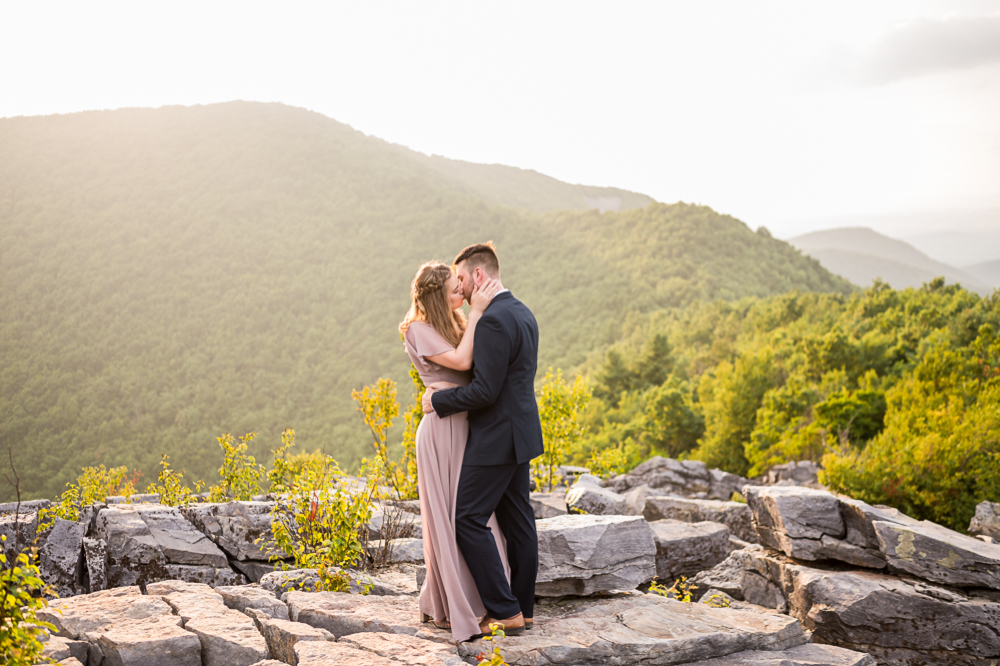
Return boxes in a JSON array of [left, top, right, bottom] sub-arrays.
[[262, 452, 380, 592], [40, 464, 141, 530], [208, 432, 265, 502], [533, 369, 591, 492], [585, 445, 629, 480], [146, 455, 202, 506], [1, 538, 53, 666], [352, 373, 420, 501]]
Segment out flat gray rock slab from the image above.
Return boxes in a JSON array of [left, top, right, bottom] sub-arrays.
[[39, 634, 90, 663], [530, 491, 568, 519], [95, 614, 201, 666], [970, 501, 1000, 540], [283, 591, 450, 642], [874, 519, 1000, 589], [566, 479, 627, 515], [744, 486, 892, 568], [693, 643, 875, 666], [689, 547, 762, 601], [37, 586, 173, 639], [644, 496, 757, 543], [535, 514, 656, 596], [368, 537, 424, 563], [246, 608, 333, 665], [741, 549, 1000, 665], [456, 593, 806, 666], [648, 519, 731, 582], [340, 631, 465, 665], [295, 640, 397, 665], [217, 583, 289, 620]]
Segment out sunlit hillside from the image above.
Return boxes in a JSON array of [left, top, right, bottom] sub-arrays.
[[0, 102, 851, 500]]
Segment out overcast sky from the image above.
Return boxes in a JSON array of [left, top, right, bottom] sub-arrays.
[[2, 1, 999, 252]]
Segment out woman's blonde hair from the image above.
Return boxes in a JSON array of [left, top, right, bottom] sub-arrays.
[[399, 261, 466, 347]]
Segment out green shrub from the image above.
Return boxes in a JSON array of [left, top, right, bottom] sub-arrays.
[[1, 539, 53, 666], [208, 432, 265, 502], [533, 369, 590, 492], [146, 455, 202, 506], [352, 374, 420, 501], [40, 464, 141, 530]]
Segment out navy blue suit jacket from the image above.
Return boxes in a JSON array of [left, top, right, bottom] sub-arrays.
[[431, 291, 545, 466]]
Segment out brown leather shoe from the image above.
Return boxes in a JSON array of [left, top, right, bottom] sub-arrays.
[[479, 612, 526, 636]]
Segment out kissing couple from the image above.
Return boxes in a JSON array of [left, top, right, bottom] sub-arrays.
[[399, 242, 544, 642]]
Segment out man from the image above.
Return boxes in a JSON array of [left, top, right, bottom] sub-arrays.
[[422, 241, 544, 637]]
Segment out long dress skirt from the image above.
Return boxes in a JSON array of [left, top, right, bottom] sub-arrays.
[[416, 409, 510, 642]]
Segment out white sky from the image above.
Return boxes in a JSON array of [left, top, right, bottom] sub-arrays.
[[2, 1, 999, 248]]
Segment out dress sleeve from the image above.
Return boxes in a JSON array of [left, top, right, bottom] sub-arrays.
[[405, 322, 455, 361]]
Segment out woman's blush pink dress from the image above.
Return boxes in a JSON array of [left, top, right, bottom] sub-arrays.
[[404, 321, 510, 642]]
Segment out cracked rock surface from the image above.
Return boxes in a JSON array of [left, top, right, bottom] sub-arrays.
[[643, 496, 756, 543], [535, 514, 656, 596]]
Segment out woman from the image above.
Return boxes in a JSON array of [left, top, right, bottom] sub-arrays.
[[399, 261, 507, 642]]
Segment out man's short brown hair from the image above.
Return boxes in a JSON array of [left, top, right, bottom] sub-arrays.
[[453, 241, 500, 279]]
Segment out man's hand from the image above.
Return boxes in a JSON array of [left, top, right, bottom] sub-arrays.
[[422, 388, 436, 414]]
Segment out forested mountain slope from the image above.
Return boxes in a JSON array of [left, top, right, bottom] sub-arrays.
[[0, 101, 850, 499]]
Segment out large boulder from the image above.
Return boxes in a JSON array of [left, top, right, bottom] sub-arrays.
[[741, 548, 1000, 665], [457, 593, 807, 665], [970, 501, 1000, 540], [743, 486, 916, 568], [93, 504, 238, 588], [643, 496, 757, 543], [565, 474, 627, 515], [874, 519, 1000, 589], [366, 537, 424, 563], [648, 519, 731, 582], [82, 536, 108, 592], [245, 608, 333, 664], [38, 516, 87, 597], [95, 614, 202, 666], [608, 456, 747, 500], [688, 546, 763, 601], [0, 509, 38, 560], [535, 514, 656, 596]]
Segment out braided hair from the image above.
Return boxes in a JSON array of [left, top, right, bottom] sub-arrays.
[[399, 261, 467, 347]]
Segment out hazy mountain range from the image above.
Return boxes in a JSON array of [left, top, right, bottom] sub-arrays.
[[789, 227, 996, 294], [0, 101, 849, 499]]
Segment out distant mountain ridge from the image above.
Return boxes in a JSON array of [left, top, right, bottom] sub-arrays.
[[789, 227, 992, 294], [0, 101, 850, 500], [964, 259, 1000, 289]]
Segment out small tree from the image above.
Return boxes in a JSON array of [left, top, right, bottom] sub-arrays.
[[533, 369, 591, 492], [146, 455, 202, 506], [208, 432, 265, 502], [352, 370, 422, 501]]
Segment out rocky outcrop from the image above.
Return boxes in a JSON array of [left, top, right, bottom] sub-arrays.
[[740, 548, 1000, 666], [648, 519, 731, 582], [458, 593, 809, 665], [765, 461, 820, 486], [643, 496, 757, 543], [216, 583, 289, 620], [743, 485, 915, 568], [608, 456, 748, 500], [245, 608, 333, 664], [565, 474, 627, 515], [93, 503, 243, 589], [535, 514, 656, 596], [688, 546, 763, 601], [339, 631, 465, 665], [970, 500, 1000, 540], [181, 501, 279, 582], [367, 537, 424, 563], [38, 517, 87, 597], [283, 590, 450, 641], [874, 518, 1000, 589]]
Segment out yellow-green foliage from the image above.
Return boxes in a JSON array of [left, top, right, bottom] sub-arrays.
[[533, 369, 591, 492], [476, 622, 510, 665], [208, 432, 265, 502], [822, 324, 1000, 530], [585, 445, 629, 480], [1, 536, 54, 665], [262, 453, 379, 592], [41, 464, 140, 529], [648, 576, 695, 602], [146, 455, 202, 506], [352, 375, 419, 501], [579, 280, 1000, 529]]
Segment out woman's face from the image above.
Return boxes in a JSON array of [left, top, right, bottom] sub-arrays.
[[445, 273, 464, 311]]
